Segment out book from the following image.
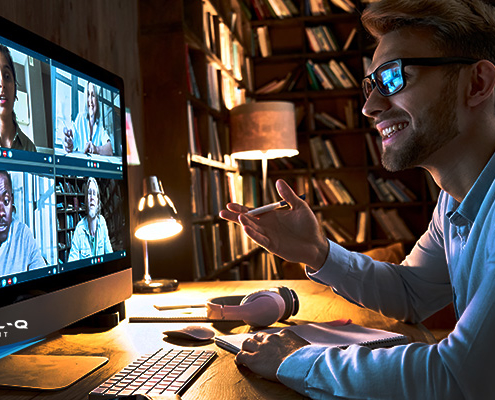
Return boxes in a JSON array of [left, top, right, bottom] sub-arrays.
[[355, 210, 368, 243], [309, 136, 332, 169], [256, 26, 272, 57], [308, 60, 334, 90], [342, 27, 357, 51], [305, 27, 323, 53], [322, 218, 353, 243], [305, 61, 322, 90], [214, 320, 409, 354], [328, 59, 354, 88], [316, 177, 338, 205], [323, 138, 343, 168], [330, 0, 356, 13]]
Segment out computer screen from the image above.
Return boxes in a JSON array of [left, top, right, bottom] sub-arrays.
[[0, 16, 132, 352]]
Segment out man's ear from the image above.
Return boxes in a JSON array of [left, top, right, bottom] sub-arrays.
[[466, 60, 495, 108]]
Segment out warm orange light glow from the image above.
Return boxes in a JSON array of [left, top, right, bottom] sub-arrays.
[[157, 193, 166, 206], [134, 219, 183, 241], [147, 194, 154, 208]]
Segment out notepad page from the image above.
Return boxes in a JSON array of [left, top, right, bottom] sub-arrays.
[[215, 322, 409, 354]]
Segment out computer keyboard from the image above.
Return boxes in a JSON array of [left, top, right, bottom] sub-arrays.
[[89, 347, 216, 398]]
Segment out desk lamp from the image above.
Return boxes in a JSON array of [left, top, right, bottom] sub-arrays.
[[230, 101, 298, 205], [133, 176, 183, 293], [230, 101, 298, 278]]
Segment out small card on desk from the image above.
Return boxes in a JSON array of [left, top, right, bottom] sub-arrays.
[[214, 320, 409, 354]]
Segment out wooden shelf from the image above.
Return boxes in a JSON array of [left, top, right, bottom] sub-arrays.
[[138, 0, 260, 281]]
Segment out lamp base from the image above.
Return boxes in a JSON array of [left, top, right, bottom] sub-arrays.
[[133, 278, 179, 293]]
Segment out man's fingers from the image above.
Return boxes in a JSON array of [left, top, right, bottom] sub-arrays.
[[227, 203, 249, 213], [276, 179, 304, 208], [235, 350, 254, 366]]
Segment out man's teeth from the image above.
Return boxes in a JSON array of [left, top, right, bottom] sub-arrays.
[[382, 122, 408, 138]]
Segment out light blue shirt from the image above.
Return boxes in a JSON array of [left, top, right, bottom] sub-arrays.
[[68, 215, 113, 262], [0, 219, 45, 276], [72, 112, 110, 153], [278, 153, 495, 399]]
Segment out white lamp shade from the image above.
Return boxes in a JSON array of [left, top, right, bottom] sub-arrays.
[[230, 101, 298, 160]]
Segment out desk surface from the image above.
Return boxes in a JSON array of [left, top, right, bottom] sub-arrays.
[[0, 280, 435, 400]]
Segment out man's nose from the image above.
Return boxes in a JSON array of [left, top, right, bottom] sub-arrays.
[[362, 87, 391, 119]]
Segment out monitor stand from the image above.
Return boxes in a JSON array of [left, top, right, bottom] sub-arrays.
[[0, 354, 108, 390]]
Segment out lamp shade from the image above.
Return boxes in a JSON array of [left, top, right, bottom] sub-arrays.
[[134, 176, 183, 241], [230, 101, 298, 160]]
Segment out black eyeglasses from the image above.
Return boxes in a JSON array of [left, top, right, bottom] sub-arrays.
[[362, 57, 478, 99]]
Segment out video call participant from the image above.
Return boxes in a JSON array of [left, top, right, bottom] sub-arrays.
[[221, 0, 495, 398], [68, 177, 112, 261], [0, 170, 45, 276], [0, 45, 36, 152], [63, 81, 113, 156]]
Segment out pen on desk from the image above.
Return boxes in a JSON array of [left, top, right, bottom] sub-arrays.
[[154, 304, 205, 311], [246, 194, 306, 216]]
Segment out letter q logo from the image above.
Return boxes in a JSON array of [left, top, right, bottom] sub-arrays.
[[15, 320, 28, 329]]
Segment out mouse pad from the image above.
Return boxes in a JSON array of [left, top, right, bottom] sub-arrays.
[[0, 354, 108, 390]]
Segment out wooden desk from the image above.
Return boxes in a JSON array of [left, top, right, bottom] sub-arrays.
[[0, 280, 435, 400]]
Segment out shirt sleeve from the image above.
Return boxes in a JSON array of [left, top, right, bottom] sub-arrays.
[[277, 254, 495, 399], [308, 193, 452, 323], [68, 224, 82, 261], [24, 225, 46, 270], [93, 119, 110, 148], [72, 113, 84, 152], [101, 217, 113, 254]]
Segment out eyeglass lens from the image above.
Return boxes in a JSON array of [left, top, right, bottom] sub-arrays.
[[363, 60, 404, 99]]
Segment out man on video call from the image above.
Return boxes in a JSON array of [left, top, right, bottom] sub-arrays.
[[68, 177, 112, 261], [221, 0, 495, 398], [0, 170, 45, 275]]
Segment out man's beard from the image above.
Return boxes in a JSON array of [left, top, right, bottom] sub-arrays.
[[381, 78, 460, 172]]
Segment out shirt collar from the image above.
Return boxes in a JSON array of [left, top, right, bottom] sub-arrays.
[[447, 151, 495, 226]]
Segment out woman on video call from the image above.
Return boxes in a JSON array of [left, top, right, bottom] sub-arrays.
[[0, 44, 36, 152], [63, 81, 113, 156]]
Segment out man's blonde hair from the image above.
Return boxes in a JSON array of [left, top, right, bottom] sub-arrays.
[[362, 0, 495, 63]]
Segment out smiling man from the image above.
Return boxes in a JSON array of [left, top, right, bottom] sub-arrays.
[[220, 0, 495, 398], [0, 170, 45, 276], [68, 177, 112, 262]]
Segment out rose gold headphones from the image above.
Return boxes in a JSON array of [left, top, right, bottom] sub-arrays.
[[206, 286, 299, 327]]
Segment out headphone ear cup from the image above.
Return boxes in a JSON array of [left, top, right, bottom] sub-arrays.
[[240, 290, 285, 327], [274, 286, 299, 321]]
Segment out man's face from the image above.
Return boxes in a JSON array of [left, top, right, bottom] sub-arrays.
[[362, 27, 462, 172], [0, 52, 16, 122], [0, 173, 13, 244], [87, 180, 99, 219]]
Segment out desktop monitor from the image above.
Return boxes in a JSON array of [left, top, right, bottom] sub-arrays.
[[0, 16, 132, 355]]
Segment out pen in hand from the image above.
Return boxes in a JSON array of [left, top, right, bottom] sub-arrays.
[[246, 194, 306, 216]]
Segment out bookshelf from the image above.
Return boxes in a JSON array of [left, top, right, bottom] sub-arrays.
[[138, 0, 261, 282], [249, 0, 439, 252]]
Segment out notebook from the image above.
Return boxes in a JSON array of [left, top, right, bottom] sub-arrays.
[[214, 319, 409, 354]]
